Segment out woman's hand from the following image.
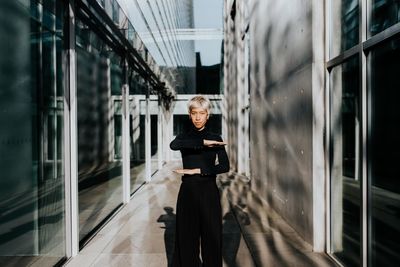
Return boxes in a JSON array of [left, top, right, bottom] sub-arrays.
[[203, 139, 227, 147], [173, 168, 201, 175]]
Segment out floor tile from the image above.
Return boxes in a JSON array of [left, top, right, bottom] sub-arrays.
[[64, 162, 339, 267]]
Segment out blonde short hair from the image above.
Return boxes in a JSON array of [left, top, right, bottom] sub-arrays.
[[187, 95, 211, 114]]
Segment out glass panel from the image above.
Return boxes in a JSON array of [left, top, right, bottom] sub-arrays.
[[330, 56, 361, 267], [130, 99, 146, 193], [0, 0, 66, 265], [76, 18, 123, 242], [173, 114, 222, 135], [369, 36, 400, 266], [173, 115, 192, 135], [330, 0, 359, 58], [370, 0, 400, 36], [151, 114, 158, 174], [193, 39, 223, 94]]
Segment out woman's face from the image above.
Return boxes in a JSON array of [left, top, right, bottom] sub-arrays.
[[189, 107, 208, 130]]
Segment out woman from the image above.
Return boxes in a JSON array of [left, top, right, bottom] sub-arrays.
[[170, 95, 230, 267]]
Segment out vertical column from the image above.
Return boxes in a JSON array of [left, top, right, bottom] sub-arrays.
[[64, 0, 79, 257], [122, 59, 130, 203], [236, 1, 250, 176], [312, 0, 326, 252], [158, 95, 163, 170], [145, 86, 151, 181], [164, 108, 173, 162], [244, 33, 250, 177], [324, 0, 332, 255]]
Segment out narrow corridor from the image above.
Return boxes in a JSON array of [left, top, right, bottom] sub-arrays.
[[64, 163, 336, 267]]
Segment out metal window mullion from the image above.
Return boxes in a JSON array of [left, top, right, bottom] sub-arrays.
[[325, 0, 332, 255], [365, 23, 400, 50], [361, 0, 368, 266], [361, 47, 368, 267], [64, 0, 79, 258], [326, 44, 360, 69], [52, 32, 58, 180]]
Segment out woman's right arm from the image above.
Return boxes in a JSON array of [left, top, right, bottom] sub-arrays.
[[169, 134, 204, 151]]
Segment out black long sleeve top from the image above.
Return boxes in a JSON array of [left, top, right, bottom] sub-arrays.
[[170, 126, 230, 177]]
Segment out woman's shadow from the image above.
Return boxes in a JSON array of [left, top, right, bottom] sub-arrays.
[[222, 203, 251, 267], [157, 206, 176, 267]]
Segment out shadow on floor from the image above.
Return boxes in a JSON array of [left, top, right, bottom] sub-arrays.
[[222, 204, 251, 267], [157, 207, 176, 267], [220, 173, 339, 267]]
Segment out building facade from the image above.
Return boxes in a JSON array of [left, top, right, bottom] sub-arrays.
[[224, 0, 400, 266], [0, 0, 176, 265]]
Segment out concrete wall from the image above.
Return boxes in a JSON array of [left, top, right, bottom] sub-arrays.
[[223, 0, 250, 174], [224, 0, 325, 249], [223, 0, 238, 170]]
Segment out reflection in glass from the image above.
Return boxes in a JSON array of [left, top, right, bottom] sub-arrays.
[[130, 100, 147, 193], [0, 1, 66, 265], [369, 37, 400, 266], [76, 18, 123, 242], [370, 0, 400, 36], [330, 56, 361, 267], [330, 0, 359, 57]]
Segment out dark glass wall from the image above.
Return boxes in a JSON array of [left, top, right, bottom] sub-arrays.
[[369, 36, 400, 266], [76, 17, 123, 242], [0, 0, 66, 265], [330, 56, 361, 267], [329, 1, 400, 265], [370, 0, 400, 36], [331, 0, 359, 57], [130, 99, 146, 193]]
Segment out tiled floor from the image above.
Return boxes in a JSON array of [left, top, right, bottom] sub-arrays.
[[219, 173, 338, 267], [64, 162, 254, 267], [64, 162, 338, 267]]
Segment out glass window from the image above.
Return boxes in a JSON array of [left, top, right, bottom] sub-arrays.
[[76, 18, 123, 243], [151, 114, 158, 174], [330, 0, 359, 58], [330, 56, 361, 267], [0, 0, 66, 265], [370, 0, 400, 36], [130, 99, 146, 194], [369, 36, 400, 266]]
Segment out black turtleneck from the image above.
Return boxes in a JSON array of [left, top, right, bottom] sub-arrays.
[[170, 125, 230, 177]]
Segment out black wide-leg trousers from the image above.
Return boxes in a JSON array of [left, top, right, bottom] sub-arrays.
[[172, 176, 222, 267]]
